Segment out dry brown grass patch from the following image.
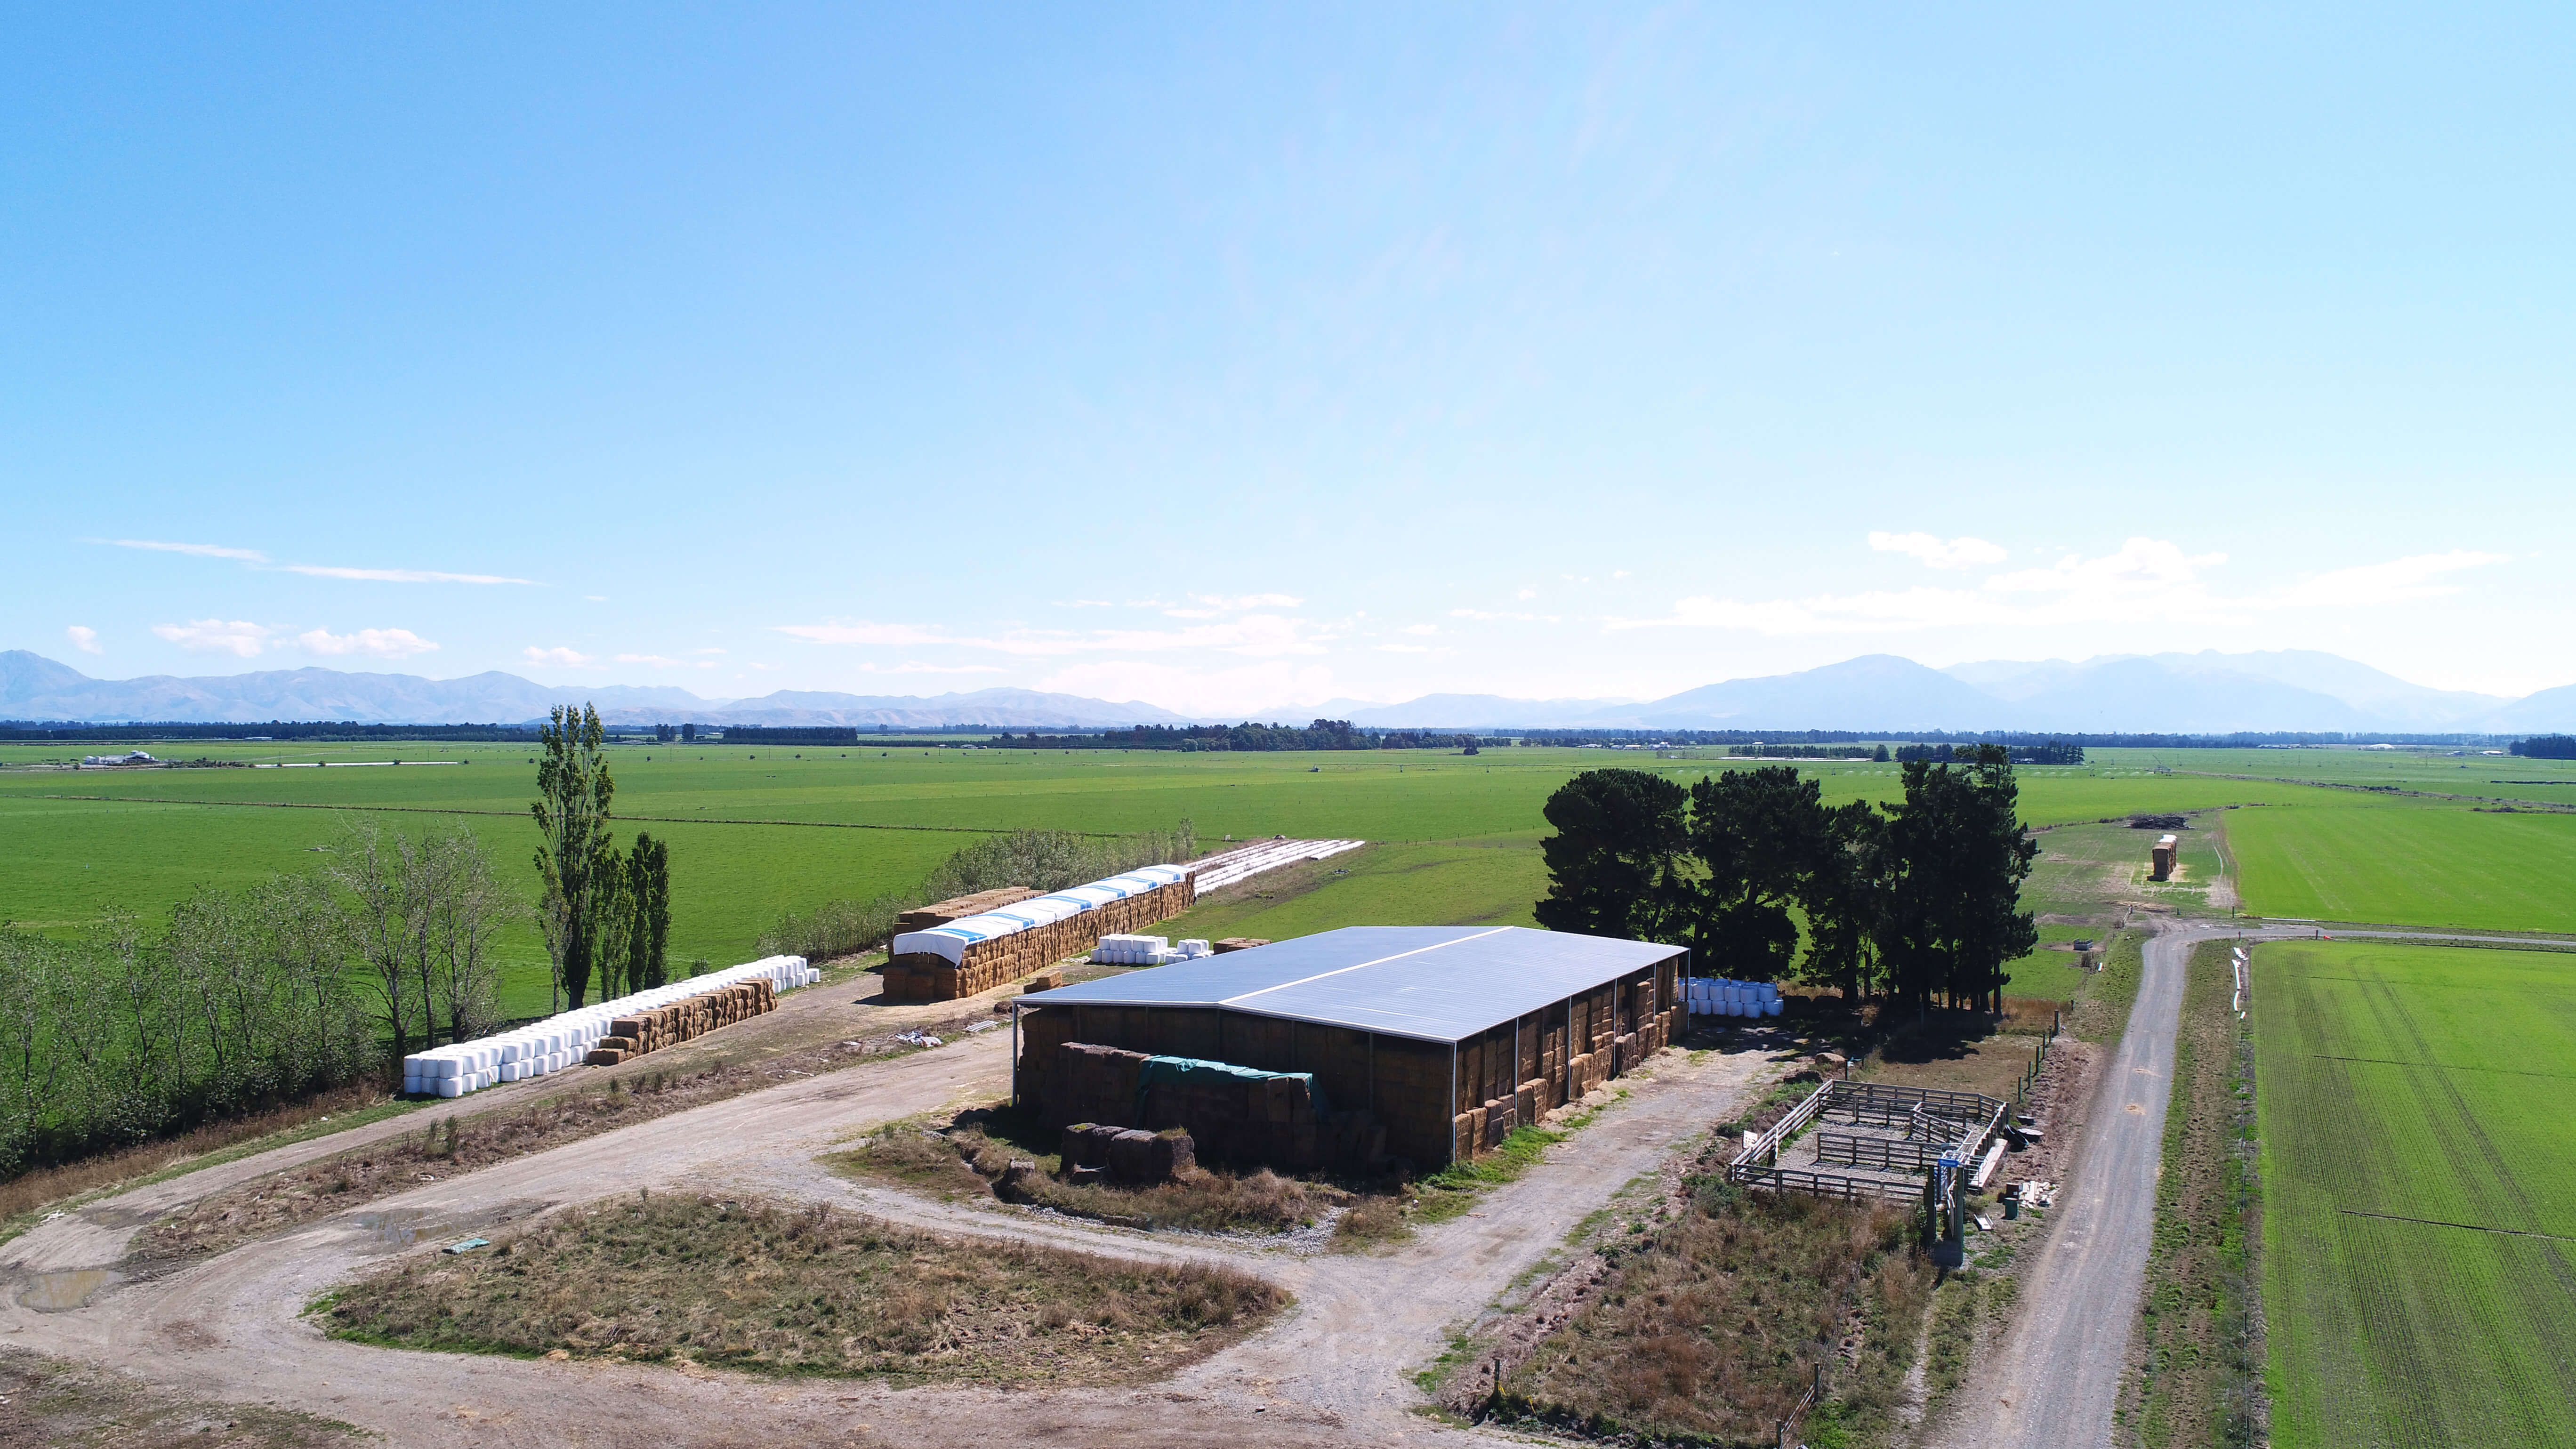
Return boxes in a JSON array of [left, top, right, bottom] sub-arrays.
[[320, 1192, 1285, 1384], [1491, 1187, 1930, 1444]]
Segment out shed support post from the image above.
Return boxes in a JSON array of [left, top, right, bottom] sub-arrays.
[[1010, 1001, 1020, 1108], [1450, 1043, 1460, 1164]]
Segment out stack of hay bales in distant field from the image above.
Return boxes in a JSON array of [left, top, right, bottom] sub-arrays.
[[1014, 926, 1684, 1169], [882, 865, 1195, 1002], [582, 977, 776, 1066], [2151, 833, 2179, 881]]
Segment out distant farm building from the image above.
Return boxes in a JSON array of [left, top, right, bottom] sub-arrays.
[[1013, 926, 1684, 1169], [2151, 833, 2179, 881], [79, 750, 158, 767]]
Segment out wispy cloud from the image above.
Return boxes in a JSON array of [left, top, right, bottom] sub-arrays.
[[523, 645, 595, 667], [299, 627, 438, 660], [1450, 607, 1556, 623], [105, 539, 267, 561], [153, 619, 273, 656], [280, 563, 532, 585], [1610, 539, 2508, 635], [65, 625, 102, 655], [1868, 531, 2010, 569], [95, 537, 530, 585], [1401, 623, 1440, 636]]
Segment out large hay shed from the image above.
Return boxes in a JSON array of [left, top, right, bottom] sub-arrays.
[[1013, 926, 1686, 1169]]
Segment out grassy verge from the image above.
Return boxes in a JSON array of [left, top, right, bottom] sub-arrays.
[[2070, 927, 2146, 1044], [0, 1081, 427, 1250], [2125, 940, 2265, 1447], [0, 1343, 366, 1447], [834, 1107, 1337, 1234], [318, 1191, 1284, 1383]]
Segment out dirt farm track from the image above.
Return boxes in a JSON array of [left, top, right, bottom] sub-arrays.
[[0, 991, 1770, 1449]]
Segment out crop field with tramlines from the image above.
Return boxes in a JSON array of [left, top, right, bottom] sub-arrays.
[[2250, 939, 2576, 1448], [2227, 803, 2576, 934]]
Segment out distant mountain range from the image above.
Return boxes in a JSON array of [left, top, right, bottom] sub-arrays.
[[4, 647, 2571, 734], [0, 652, 1188, 729]]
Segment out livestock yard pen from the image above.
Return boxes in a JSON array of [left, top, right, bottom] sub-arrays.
[[1013, 925, 1685, 1168]]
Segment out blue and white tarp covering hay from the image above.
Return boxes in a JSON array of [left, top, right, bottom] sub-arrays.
[[1685, 977, 1784, 1018], [887, 864, 1191, 966], [399, 955, 819, 1098]]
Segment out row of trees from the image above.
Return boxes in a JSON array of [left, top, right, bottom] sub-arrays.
[[0, 819, 511, 1176], [531, 705, 675, 1011], [753, 821, 1200, 966], [2511, 734, 2576, 759], [1003, 720, 1499, 752], [1535, 749, 2039, 1014]]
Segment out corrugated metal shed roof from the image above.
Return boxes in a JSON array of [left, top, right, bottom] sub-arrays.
[[1015, 926, 1683, 1045]]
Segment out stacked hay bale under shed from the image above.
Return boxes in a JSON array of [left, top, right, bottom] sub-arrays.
[[1040, 1042, 1385, 1170], [883, 865, 1195, 1003], [1013, 926, 1684, 1169], [583, 977, 775, 1066]]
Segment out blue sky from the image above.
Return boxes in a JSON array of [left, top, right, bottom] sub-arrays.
[[6, 4, 2571, 713]]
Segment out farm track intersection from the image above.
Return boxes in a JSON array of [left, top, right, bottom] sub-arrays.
[[0, 987, 1774, 1449]]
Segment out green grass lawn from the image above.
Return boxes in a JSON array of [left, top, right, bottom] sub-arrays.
[[2228, 803, 2576, 934], [2250, 940, 2576, 1448]]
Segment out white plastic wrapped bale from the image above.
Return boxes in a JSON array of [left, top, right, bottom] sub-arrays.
[[402, 953, 815, 1096]]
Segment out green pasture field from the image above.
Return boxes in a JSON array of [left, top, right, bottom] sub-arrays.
[[2250, 939, 2576, 1447], [0, 738, 2464, 1018], [2101, 744, 2576, 810], [2228, 804, 2576, 934]]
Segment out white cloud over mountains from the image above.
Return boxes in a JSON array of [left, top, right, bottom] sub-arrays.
[[1614, 538, 2507, 636], [152, 619, 442, 659], [298, 627, 438, 659]]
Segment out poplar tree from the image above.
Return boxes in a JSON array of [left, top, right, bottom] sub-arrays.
[[532, 703, 620, 1010], [623, 833, 672, 993]]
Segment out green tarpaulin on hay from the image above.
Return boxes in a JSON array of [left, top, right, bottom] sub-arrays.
[[1136, 1055, 1328, 1119]]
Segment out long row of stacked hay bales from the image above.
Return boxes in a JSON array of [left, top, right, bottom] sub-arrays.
[[882, 864, 1194, 1001], [400, 955, 817, 1097]]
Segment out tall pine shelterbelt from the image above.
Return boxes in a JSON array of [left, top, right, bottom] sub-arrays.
[[532, 704, 620, 1011], [1534, 769, 1691, 942], [1798, 798, 1887, 1001], [1876, 745, 2038, 1014], [623, 833, 672, 994], [1683, 766, 1823, 982]]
